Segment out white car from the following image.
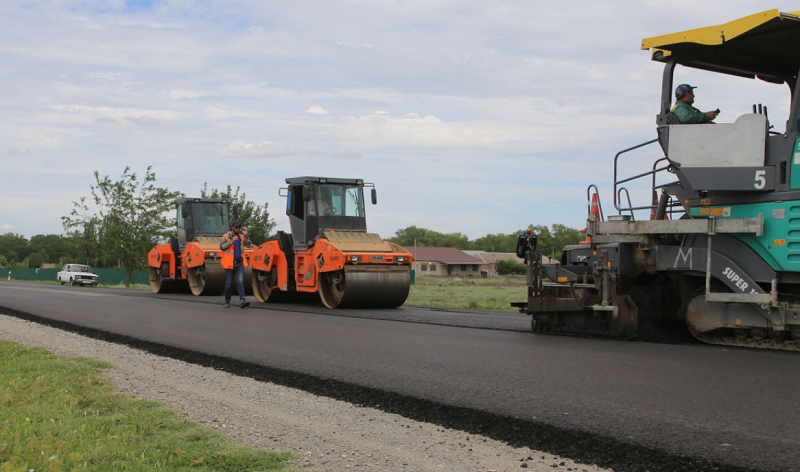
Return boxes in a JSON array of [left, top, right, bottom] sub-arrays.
[[57, 264, 99, 287]]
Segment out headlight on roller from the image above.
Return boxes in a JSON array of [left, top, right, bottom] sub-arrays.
[[347, 255, 361, 262]]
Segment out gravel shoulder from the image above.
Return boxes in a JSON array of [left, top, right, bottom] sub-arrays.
[[0, 313, 609, 472]]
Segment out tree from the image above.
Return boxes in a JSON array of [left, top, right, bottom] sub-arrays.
[[29, 234, 74, 265], [387, 224, 582, 261], [200, 183, 276, 245], [387, 226, 430, 247], [61, 197, 103, 267], [63, 166, 182, 287], [27, 251, 47, 269], [0, 233, 30, 264], [528, 223, 583, 261], [472, 232, 520, 253], [387, 226, 471, 249]]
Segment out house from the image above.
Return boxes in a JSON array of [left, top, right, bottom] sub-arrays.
[[401, 247, 483, 277]]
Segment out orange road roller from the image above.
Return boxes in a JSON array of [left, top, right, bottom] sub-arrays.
[[148, 198, 254, 296], [250, 177, 413, 308]]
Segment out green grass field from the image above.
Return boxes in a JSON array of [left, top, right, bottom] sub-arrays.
[[0, 341, 297, 472], [407, 276, 527, 312]]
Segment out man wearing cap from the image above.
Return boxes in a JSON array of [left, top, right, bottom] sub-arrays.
[[220, 220, 251, 308], [671, 84, 719, 124]]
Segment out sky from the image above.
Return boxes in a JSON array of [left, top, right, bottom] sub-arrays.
[[1, 0, 797, 240]]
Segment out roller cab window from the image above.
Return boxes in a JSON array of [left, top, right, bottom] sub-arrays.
[[308, 184, 365, 218], [191, 202, 229, 235]]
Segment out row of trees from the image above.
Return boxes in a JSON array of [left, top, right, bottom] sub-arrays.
[[386, 224, 583, 260], [3, 165, 581, 285], [0, 233, 92, 269], [1, 167, 277, 288]]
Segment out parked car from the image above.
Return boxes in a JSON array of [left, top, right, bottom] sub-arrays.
[[57, 264, 99, 287]]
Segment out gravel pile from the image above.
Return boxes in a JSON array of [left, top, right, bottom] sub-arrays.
[[0, 314, 608, 472]]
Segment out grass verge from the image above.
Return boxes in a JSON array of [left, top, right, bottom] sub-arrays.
[[0, 340, 296, 472], [408, 276, 527, 312]]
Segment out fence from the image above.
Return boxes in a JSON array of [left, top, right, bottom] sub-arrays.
[[1, 268, 150, 286]]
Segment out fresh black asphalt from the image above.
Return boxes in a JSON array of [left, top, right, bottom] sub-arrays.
[[0, 281, 797, 472]]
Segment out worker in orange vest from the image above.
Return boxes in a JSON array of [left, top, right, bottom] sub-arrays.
[[220, 220, 250, 308]]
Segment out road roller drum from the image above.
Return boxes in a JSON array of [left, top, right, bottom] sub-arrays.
[[319, 269, 410, 309]]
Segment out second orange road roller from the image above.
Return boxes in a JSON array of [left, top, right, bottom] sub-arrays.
[[148, 197, 254, 296], [250, 177, 413, 308]]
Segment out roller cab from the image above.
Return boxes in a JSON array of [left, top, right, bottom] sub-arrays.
[[148, 198, 254, 295], [251, 177, 413, 308]]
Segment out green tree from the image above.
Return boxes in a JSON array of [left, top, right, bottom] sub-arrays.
[[28, 234, 74, 265], [387, 225, 430, 247], [61, 197, 103, 267], [0, 254, 7, 267], [200, 183, 276, 245], [425, 230, 471, 249], [529, 223, 583, 261], [63, 166, 182, 287], [472, 232, 520, 253], [0, 233, 30, 264], [387, 226, 471, 249], [27, 250, 47, 269]]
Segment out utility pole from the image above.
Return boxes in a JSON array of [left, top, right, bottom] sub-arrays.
[[414, 236, 417, 273]]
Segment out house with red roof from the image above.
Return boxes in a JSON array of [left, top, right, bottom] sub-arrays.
[[401, 246, 484, 277]]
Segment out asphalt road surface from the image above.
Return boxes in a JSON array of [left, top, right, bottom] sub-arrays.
[[0, 281, 797, 472]]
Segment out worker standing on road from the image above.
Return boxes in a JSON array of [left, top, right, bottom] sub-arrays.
[[220, 221, 250, 309], [671, 84, 719, 124]]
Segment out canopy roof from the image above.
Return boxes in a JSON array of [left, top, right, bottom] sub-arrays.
[[642, 9, 800, 84]]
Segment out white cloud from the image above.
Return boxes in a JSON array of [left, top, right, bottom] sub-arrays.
[[171, 89, 206, 99], [2, 224, 13, 230], [219, 140, 295, 157], [125, 116, 160, 128], [0, 0, 788, 239], [305, 105, 330, 114]]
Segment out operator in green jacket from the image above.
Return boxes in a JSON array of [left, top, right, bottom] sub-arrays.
[[671, 84, 720, 124]]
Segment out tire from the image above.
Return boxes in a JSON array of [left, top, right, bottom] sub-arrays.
[[59, 277, 64, 285], [70, 278, 75, 286]]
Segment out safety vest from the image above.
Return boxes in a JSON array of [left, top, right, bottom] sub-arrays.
[[221, 233, 248, 269]]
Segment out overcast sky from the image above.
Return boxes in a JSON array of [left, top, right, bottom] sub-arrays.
[[1, 1, 796, 240]]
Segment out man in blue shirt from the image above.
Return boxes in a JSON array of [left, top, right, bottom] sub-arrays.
[[220, 220, 251, 308]]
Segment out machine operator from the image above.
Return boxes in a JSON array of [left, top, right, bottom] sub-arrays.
[[671, 84, 720, 124]]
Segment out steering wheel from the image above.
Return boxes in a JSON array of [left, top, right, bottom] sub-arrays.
[[324, 207, 338, 215]]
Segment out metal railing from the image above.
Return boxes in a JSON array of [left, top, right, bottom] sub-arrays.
[[612, 138, 683, 218], [586, 184, 605, 221]]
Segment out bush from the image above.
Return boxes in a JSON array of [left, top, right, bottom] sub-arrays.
[[495, 259, 526, 275]]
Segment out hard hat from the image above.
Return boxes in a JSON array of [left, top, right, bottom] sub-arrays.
[[675, 84, 697, 99]]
